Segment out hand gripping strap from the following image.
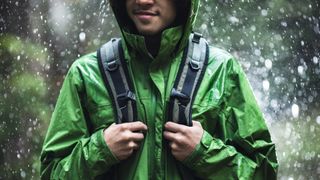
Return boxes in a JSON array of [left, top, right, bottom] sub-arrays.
[[168, 33, 209, 126], [97, 38, 137, 124]]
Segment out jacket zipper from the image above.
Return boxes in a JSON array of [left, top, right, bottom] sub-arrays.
[[149, 83, 157, 179]]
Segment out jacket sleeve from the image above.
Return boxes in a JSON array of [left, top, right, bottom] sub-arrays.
[[182, 58, 278, 179], [40, 62, 119, 179]]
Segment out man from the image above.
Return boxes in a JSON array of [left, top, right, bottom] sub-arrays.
[[40, 0, 278, 179]]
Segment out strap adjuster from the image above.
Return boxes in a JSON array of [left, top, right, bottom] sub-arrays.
[[106, 59, 119, 71], [117, 90, 136, 108], [171, 88, 190, 105], [117, 90, 136, 101], [189, 59, 201, 70], [192, 32, 202, 44]]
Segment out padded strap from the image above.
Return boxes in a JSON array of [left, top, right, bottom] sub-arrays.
[[168, 32, 209, 126], [97, 38, 137, 124]]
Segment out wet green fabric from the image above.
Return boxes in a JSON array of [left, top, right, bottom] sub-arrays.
[[40, 0, 278, 179]]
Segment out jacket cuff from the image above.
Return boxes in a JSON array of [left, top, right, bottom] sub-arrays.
[[182, 130, 213, 168], [91, 129, 119, 168]]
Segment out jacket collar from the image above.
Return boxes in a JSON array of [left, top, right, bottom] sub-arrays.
[[122, 26, 183, 63]]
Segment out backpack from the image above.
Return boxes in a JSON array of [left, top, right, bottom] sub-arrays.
[[97, 32, 209, 126]]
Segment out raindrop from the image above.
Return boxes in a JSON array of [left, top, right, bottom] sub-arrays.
[[275, 34, 282, 41], [228, 16, 239, 24], [270, 99, 278, 109], [269, 42, 274, 49], [261, 9, 268, 16], [93, 39, 100, 46], [310, 125, 315, 132], [281, 21, 287, 27], [291, 104, 299, 118], [20, 170, 26, 178], [262, 80, 270, 92], [33, 28, 38, 34], [239, 39, 244, 45], [265, 59, 272, 69], [79, 32, 86, 42], [254, 49, 261, 56], [200, 24, 207, 31], [297, 66, 304, 75], [312, 56, 318, 64], [316, 116, 320, 125], [250, 25, 256, 32]]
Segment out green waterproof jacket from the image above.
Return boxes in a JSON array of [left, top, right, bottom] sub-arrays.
[[40, 0, 278, 179]]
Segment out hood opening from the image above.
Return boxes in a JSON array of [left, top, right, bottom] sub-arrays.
[[108, 0, 195, 59], [109, 0, 191, 35], [109, 0, 136, 33], [175, 0, 191, 27]]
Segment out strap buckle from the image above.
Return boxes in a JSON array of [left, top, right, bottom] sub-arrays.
[[117, 90, 136, 108], [189, 59, 201, 70], [117, 90, 136, 102], [192, 32, 202, 44], [106, 59, 119, 71], [171, 88, 190, 106]]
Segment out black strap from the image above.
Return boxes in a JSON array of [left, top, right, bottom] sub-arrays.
[[168, 32, 209, 126], [98, 34, 208, 126], [97, 38, 137, 124]]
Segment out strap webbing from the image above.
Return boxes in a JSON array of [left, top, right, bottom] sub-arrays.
[[97, 38, 137, 124], [168, 32, 209, 126], [98, 34, 208, 126]]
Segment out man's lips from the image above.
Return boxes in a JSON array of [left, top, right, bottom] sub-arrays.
[[133, 10, 158, 22], [133, 10, 158, 16]]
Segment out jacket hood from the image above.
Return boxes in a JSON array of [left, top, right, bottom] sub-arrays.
[[109, 0, 200, 59]]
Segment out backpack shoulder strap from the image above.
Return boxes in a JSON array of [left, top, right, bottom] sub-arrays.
[[97, 38, 137, 124], [168, 32, 209, 126]]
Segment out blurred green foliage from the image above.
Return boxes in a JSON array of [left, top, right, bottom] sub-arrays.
[[0, 0, 319, 179], [0, 34, 51, 179]]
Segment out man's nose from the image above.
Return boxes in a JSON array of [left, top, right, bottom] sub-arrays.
[[135, 0, 155, 5]]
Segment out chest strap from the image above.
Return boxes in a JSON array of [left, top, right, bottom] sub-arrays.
[[97, 38, 137, 124]]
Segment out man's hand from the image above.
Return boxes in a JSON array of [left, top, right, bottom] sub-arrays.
[[103, 121, 147, 161], [163, 121, 204, 161]]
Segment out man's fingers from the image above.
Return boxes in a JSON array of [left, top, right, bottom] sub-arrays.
[[128, 141, 139, 150], [163, 131, 177, 142], [122, 121, 148, 132], [130, 132, 145, 141], [118, 121, 148, 132], [165, 121, 187, 133], [169, 141, 179, 151], [192, 120, 202, 127]]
